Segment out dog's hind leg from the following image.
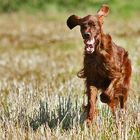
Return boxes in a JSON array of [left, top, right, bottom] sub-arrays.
[[119, 89, 128, 114]]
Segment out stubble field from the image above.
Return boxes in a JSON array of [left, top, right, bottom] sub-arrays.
[[0, 12, 140, 139]]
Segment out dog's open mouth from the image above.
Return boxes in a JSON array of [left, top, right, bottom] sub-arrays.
[[84, 38, 95, 54]]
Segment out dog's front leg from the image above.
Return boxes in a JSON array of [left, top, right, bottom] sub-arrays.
[[86, 86, 98, 125]]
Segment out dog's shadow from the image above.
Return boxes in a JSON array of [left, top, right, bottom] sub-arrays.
[[30, 96, 85, 131]]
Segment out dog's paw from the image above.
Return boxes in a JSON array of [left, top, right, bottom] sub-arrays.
[[86, 119, 92, 127], [100, 93, 110, 103]]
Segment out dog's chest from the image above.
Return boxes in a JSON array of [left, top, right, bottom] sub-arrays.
[[84, 55, 109, 80]]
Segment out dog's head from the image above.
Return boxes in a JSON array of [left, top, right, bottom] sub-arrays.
[[67, 5, 109, 54]]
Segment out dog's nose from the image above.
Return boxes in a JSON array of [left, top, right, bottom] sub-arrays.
[[83, 33, 90, 39]]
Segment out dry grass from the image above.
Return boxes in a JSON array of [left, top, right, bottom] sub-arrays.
[[0, 13, 140, 140]]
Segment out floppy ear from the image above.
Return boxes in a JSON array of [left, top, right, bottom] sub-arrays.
[[67, 15, 81, 29], [97, 5, 109, 24]]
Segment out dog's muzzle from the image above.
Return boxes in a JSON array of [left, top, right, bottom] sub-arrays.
[[84, 38, 95, 54]]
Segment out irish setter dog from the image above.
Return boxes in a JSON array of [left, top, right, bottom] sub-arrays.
[[66, 5, 132, 124]]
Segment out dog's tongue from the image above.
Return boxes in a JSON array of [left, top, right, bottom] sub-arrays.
[[84, 38, 95, 54]]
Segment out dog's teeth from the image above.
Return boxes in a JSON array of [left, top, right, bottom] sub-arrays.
[[86, 47, 95, 53], [87, 38, 95, 45]]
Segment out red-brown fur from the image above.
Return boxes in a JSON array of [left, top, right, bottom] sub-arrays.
[[66, 5, 132, 124]]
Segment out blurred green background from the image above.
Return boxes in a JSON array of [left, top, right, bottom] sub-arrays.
[[0, 0, 139, 17]]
